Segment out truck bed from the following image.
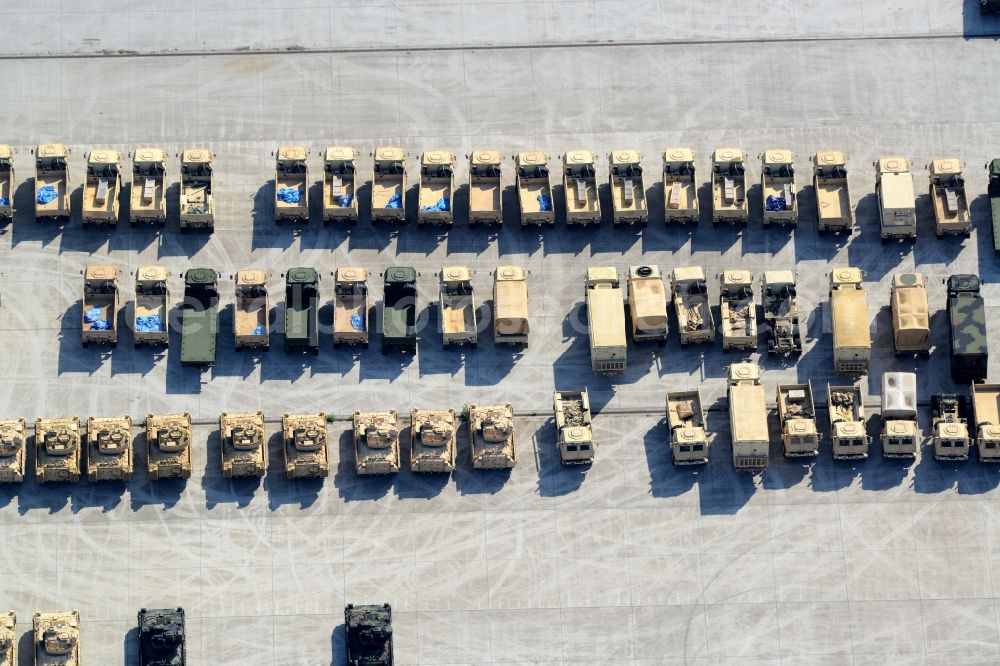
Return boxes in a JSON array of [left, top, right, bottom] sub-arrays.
[[419, 179, 451, 207], [974, 387, 1000, 424], [664, 181, 697, 213], [722, 303, 755, 339], [611, 176, 645, 213], [334, 295, 367, 336], [324, 173, 355, 209], [0, 174, 11, 209], [816, 181, 850, 221], [470, 179, 500, 213], [383, 302, 415, 340], [518, 180, 550, 213], [676, 295, 712, 332], [931, 185, 970, 229], [180, 308, 216, 364], [729, 384, 768, 441], [135, 295, 166, 323], [83, 176, 117, 214], [372, 177, 403, 208], [235, 298, 266, 336], [441, 298, 476, 335], [276, 174, 307, 211], [131, 176, 163, 214], [36, 173, 68, 215], [713, 176, 746, 211], [83, 295, 115, 332]]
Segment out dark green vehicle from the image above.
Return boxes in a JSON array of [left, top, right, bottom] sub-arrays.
[[138, 607, 185, 666], [345, 603, 393, 666], [947, 274, 988, 382], [284, 267, 320, 355], [988, 159, 1000, 253], [179, 268, 219, 367], [381, 267, 417, 354]]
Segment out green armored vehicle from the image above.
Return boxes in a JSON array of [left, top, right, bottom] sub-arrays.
[[284, 268, 320, 355], [988, 159, 1000, 253], [947, 274, 988, 382], [139, 607, 185, 666], [345, 603, 393, 666], [180, 268, 219, 367], [381, 267, 417, 354]]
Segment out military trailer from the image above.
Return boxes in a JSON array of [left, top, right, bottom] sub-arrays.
[[333, 267, 369, 348], [811, 150, 853, 232], [875, 156, 916, 241], [284, 267, 320, 355], [273, 145, 309, 223], [468, 150, 503, 224], [179, 268, 220, 367], [86, 415, 132, 482], [946, 274, 988, 382], [828, 384, 869, 459], [0, 419, 27, 483], [234, 269, 269, 351], [34, 143, 70, 222], [493, 266, 529, 345], [760, 149, 797, 226], [830, 268, 870, 375], [777, 383, 819, 457], [133, 266, 169, 349], [371, 146, 407, 223], [178, 148, 215, 230], [585, 267, 627, 375], [82, 149, 122, 226], [662, 148, 698, 224], [439, 266, 478, 346], [881, 372, 919, 458], [931, 393, 970, 461], [81, 264, 120, 348], [33, 611, 80, 666], [381, 267, 418, 354], [0, 611, 15, 666], [711, 148, 748, 225], [469, 403, 516, 469], [138, 607, 185, 666], [671, 266, 715, 346], [666, 390, 708, 465], [129, 147, 167, 226], [322, 146, 359, 224], [219, 411, 266, 478], [719, 269, 757, 352], [972, 384, 1000, 463], [761, 270, 801, 355], [410, 408, 457, 473], [727, 363, 769, 471], [352, 410, 400, 475], [608, 149, 646, 225], [0, 145, 13, 222], [514, 151, 554, 226], [627, 265, 668, 344], [988, 159, 1000, 253], [890, 272, 930, 355], [553, 390, 594, 465], [34, 417, 81, 483], [928, 158, 970, 238], [146, 412, 193, 480], [563, 150, 601, 225], [282, 412, 329, 479], [418, 150, 455, 225], [345, 603, 393, 666]]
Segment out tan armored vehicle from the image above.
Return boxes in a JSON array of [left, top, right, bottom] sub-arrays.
[[34, 143, 70, 222], [282, 413, 329, 479], [563, 150, 601, 225], [812, 151, 853, 232], [971, 384, 1000, 462], [493, 266, 529, 345], [333, 267, 369, 348], [760, 149, 797, 226], [671, 266, 715, 346], [719, 269, 757, 351], [322, 146, 359, 224], [928, 158, 971, 237], [129, 147, 167, 226], [666, 390, 708, 464], [81, 264, 120, 348], [418, 150, 455, 225], [134, 266, 169, 349], [932, 393, 970, 460], [0, 145, 13, 222], [728, 363, 768, 471], [34, 417, 81, 484], [627, 265, 668, 344], [830, 268, 870, 375], [371, 146, 406, 223], [553, 390, 594, 464], [777, 383, 819, 457], [761, 270, 802, 355], [353, 410, 400, 475], [439, 266, 478, 346], [234, 269, 269, 351], [890, 272, 930, 354], [828, 384, 869, 459], [469, 403, 516, 469], [178, 148, 215, 230], [881, 372, 919, 458], [514, 151, 554, 226], [608, 149, 646, 225], [410, 408, 457, 473], [274, 145, 309, 223], [33, 611, 79, 666], [468, 150, 503, 224], [86, 415, 133, 482], [82, 149, 122, 226], [711, 148, 748, 225], [662, 148, 698, 224], [0, 611, 14, 666], [146, 412, 193, 479], [0, 419, 26, 483], [586, 267, 626, 374], [875, 156, 916, 241], [219, 411, 266, 478]]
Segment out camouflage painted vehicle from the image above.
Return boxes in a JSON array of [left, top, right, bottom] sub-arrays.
[[0, 145, 13, 222], [345, 603, 393, 666], [34, 417, 81, 483], [146, 413, 193, 480], [282, 413, 329, 479], [0, 419, 27, 483], [138, 607, 186, 666], [0, 612, 13, 666], [409, 408, 457, 473], [33, 611, 80, 666], [947, 274, 988, 382], [219, 411, 266, 478], [469, 403, 516, 469], [86, 415, 133, 482], [353, 410, 400, 475]]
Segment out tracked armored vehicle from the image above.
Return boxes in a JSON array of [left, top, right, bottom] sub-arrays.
[[146, 413, 193, 480], [138, 607, 186, 666], [0, 611, 14, 666], [86, 415, 133, 482], [282, 413, 329, 479], [711, 148, 748, 225], [353, 411, 400, 475], [0, 419, 26, 483], [469, 403, 516, 469], [410, 408, 457, 473], [33, 611, 79, 666], [34, 417, 81, 483], [345, 603, 393, 666], [219, 411, 266, 478]]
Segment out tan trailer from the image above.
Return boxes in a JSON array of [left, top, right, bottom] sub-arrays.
[[586, 267, 626, 374], [282, 413, 329, 479], [608, 149, 647, 225], [890, 272, 930, 354], [493, 266, 529, 345], [881, 372, 919, 458], [972, 383, 1000, 462], [627, 265, 668, 344], [875, 156, 916, 241], [662, 148, 698, 224], [711, 148, 748, 225], [134, 265, 170, 349], [353, 410, 400, 475], [563, 150, 601, 225], [719, 269, 757, 351], [34, 143, 71, 222], [671, 266, 715, 346], [33, 611, 80, 666], [439, 266, 478, 346], [86, 415, 133, 482], [728, 363, 769, 471], [410, 408, 457, 473], [333, 267, 369, 348], [82, 149, 122, 226], [34, 417, 81, 483], [812, 150, 853, 232], [554, 390, 594, 465], [371, 146, 407, 224], [829, 268, 870, 375], [777, 383, 819, 457], [82, 264, 120, 348], [928, 158, 971, 238], [0, 145, 13, 221], [322, 146, 359, 224], [828, 384, 869, 459], [274, 145, 309, 223], [146, 412, 193, 480], [665, 390, 708, 465], [129, 147, 167, 226], [0, 418, 27, 483], [760, 149, 797, 226], [469, 403, 516, 469], [931, 393, 970, 461], [219, 411, 266, 478], [178, 148, 215, 230], [514, 151, 554, 226], [234, 269, 269, 351], [418, 150, 455, 226], [468, 150, 503, 224]]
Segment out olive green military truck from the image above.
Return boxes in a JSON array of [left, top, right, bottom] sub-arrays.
[[274, 145, 309, 223], [333, 267, 369, 348], [178, 148, 215, 230], [711, 148, 748, 225], [220, 411, 266, 478], [469, 403, 516, 469], [35, 417, 81, 483], [928, 158, 970, 238], [514, 151, 554, 226], [129, 147, 167, 226], [82, 264, 120, 348], [609, 149, 646, 225], [946, 274, 988, 382], [33, 611, 79, 666], [179, 268, 220, 367], [760, 149, 797, 226], [345, 603, 393, 666], [82, 149, 122, 226], [371, 146, 407, 223], [86, 415, 132, 482], [418, 150, 456, 226], [0, 419, 26, 483], [811, 150, 853, 233], [410, 408, 457, 473], [139, 607, 186, 666], [282, 412, 329, 479], [563, 150, 601, 225], [662, 148, 698, 224], [283, 267, 320, 355], [133, 266, 170, 349], [381, 267, 418, 354], [353, 410, 400, 475], [0, 145, 14, 222], [468, 150, 503, 224], [34, 143, 70, 223], [234, 269, 269, 351], [322, 146, 359, 224], [146, 412, 193, 480]]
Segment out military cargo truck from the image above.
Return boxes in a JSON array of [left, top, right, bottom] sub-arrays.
[[333, 267, 369, 348], [0, 419, 26, 483], [282, 413, 329, 479], [609, 149, 646, 225], [0, 611, 14, 666], [371, 146, 406, 223], [514, 151, 554, 226], [129, 147, 167, 226], [34, 143, 70, 222], [760, 149, 797, 226], [761, 271, 801, 355], [86, 415, 132, 482], [890, 272, 930, 354], [972, 384, 1000, 462], [563, 150, 601, 225], [627, 265, 668, 344], [777, 383, 819, 457], [0, 145, 13, 222], [469, 403, 516, 469], [138, 607, 185, 666], [418, 150, 455, 225], [928, 158, 970, 237], [811, 150, 853, 232], [728, 363, 769, 471], [666, 390, 708, 464], [468, 150, 503, 224], [134, 265, 169, 349], [381, 267, 417, 354], [322, 146, 359, 224], [82, 149, 122, 226], [882, 372, 919, 458], [671, 266, 715, 346], [234, 269, 269, 351], [345, 604, 393, 666], [178, 148, 214, 230], [553, 390, 594, 465], [711, 148, 748, 225], [179, 268, 219, 367], [410, 408, 457, 473], [219, 411, 266, 478], [82, 264, 120, 348], [353, 410, 400, 475], [988, 159, 1000, 253], [273, 145, 309, 223], [493, 266, 529, 345], [34, 417, 80, 483], [719, 269, 756, 351], [932, 393, 970, 461], [33, 611, 79, 666], [828, 384, 869, 459], [146, 412, 193, 480], [662, 148, 698, 224], [284, 267, 320, 355], [439, 266, 478, 346], [585, 267, 627, 374], [946, 274, 988, 382], [830, 268, 870, 375], [875, 156, 916, 241]]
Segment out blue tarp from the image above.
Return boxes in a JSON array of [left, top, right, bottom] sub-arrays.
[[36, 186, 58, 205], [350, 313, 365, 331], [421, 198, 450, 213], [252, 325, 266, 336], [537, 194, 552, 211], [136, 315, 164, 332], [0, 198, 8, 207], [338, 194, 353, 208], [85, 306, 111, 331], [277, 188, 303, 204], [765, 195, 787, 212], [385, 193, 402, 209]]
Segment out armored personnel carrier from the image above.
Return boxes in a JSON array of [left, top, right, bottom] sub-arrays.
[[178, 149, 215, 230], [761, 270, 801, 355], [34, 417, 81, 483], [811, 150, 853, 232], [34, 143, 70, 222], [662, 148, 698, 224], [81, 264, 120, 348], [134, 266, 170, 349], [323, 146, 359, 224], [711, 148, 748, 225], [468, 150, 502, 224], [410, 408, 457, 473], [719, 269, 757, 351], [371, 146, 407, 223], [219, 411, 266, 478], [0, 611, 14, 666], [514, 151, 554, 226], [417, 150, 456, 226], [345, 603, 393, 666], [469, 403, 516, 469], [233, 269, 269, 351], [563, 150, 601, 225], [282, 413, 329, 479], [671, 266, 715, 346], [353, 410, 400, 475], [0, 419, 27, 483], [33, 611, 80, 666], [608, 149, 646, 225], [553, 390, 594, 464], [82, 149, 122, 226], [129, 147, 167, 226], [86, 415, 133, 482], [274, 145, 309, 223], [146, 413, 193, 480], [0, 145, 13, 222], [138, 607, 186, 666], [760, 149, 797, 226]]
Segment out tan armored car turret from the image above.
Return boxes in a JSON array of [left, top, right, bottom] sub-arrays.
[[514, 151, 554, 226], [563, 150, 601, 225], [371, 146, 407, 224], [282, 413, 329, 479], [928, 158, 971, 238], [627, 265, 668, 344], [662, 148, 698, 224], [469, 403, 516, 469], [322, 146, 359, 224], [0, 611, 14, 666], [777, 383, 819, 457], [178, 148, 215, 230], [410, 408, 457, 473], [353, 410, 400, 475], [671, 266, 715, 346], [554, 390, 594, 464], [829, 268, 870, 375], [760, 149, 797, 226], [273, 145, 309, 223], [468, 150, 502, 224], [828, 384, 869, 459], [219, 411, 266, 478], [439, 266, 478, 346], [666, 390, 708, 464], [146, 412, 193, 479], [418, 150, 456, 226], [608, 149, 647, 226], [332, 267, 369, 348], [82, 149, 122, 226], [728, 363, 769, 471], [719, 269, 757, 351], [129, 147, 167, 226], [82, 264, 120, 348], [492, 266, 529, 345], [34, 143, 71, 222], [0, 419, 26, 483], [134, 266, 170, 349], [0, 145, 14, 222], [33, 611, 79, 666], [812, 151, 853, 232], [86, 415, 133, 482], [234, 269, 269, 351], [34, 417, 81, 483], [875, 156, 916, 241], [881, 372, 919, 458], [711, 148, 748, 225], [890, 272, 930, 354]]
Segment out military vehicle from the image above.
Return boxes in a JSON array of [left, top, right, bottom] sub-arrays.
[[322, 146, 359, 224], [129, 147, 167, 226], [179, 268, 220, 367], [219, 411, 266, 478], [178, 148, 215, 230], [563, 150, 601, 225], [931, 393, 970, 461], [35, 417, 81, 483], [381, 267, 417, 354], [410, 408, 457, 473], [671, 266, 715, 346], [371, 146, 407, 223], [284, 267, 320, 355], [33, 611, 79, 666], [928, 158, 970, 238], [282, 413, 329, 479], [972, 384, 1000, 463], [760, 149, 797, 226], [608, 149, 646, 225], [761, 270, 801, 355], [988, 159, 1000, 253], [86, 415, 132, 482], [492, 266, 529, 345], [352, 410, 400, 475], [81, 264, 120, 348], [811, 150, 853, 232], [234, 269, 269, 351], [829, 268, 870, 375], [627, 265, 668, 344], [469, 403, 516, 469], [133, 266, 170, 349], [0, 611, 15, 666], [0, 146, 14, 222], [345, 603, 393, 666], [890, 272, 930, 355], [34, 143, 70, 222], [727, 363, 768, 471], [711, 148, 748, 225], [417, 150, 455, 226], [273, 145, 309, 223], [828, 384, 869, 459], [438, 266, 478, 346], [875, 156, 916, 242], [81, 149, 122, 226], [138, 607, 186, 666], [881, 372, 919, 458], [719, 269, 757, 352], [777, 383, 819, 457], [585, 267, 626, 375], [553, 390, 594, 465], [514, 151, 554, 226], [468, 150, 503, 224], [662, 148, 698, 224], [0, 419, 26, 483], [946, 274, 988, 382], [146, 412, 193, 480], [333, 267, 369, 348], [665, 390, 708, 465]]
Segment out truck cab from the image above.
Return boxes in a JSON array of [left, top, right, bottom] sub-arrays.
[[86, 415, 133, 482], [129, 148, 167, 226], [811, 150, 852, 232], [322, 146, 359, 224], [514, 151, 554, 226], [662, 148, 698, 224], [219, 411, 267, 478], [34, 143, 70, 222], [82, 149, 122, 226], [890, 272, 930, 355], [711, 148, 748, 225], [875, 156, 916, 241], [468, 150, 503, 225], [283, 267, 320, 355], [928, 158, 970, 238], [371, 146, 406, 223], [274, 145, 309, 223], [418, 150, 455, 226], [760, 149, 797, 226], [608, 149, 646, 225], [282, 413, 329, 479]]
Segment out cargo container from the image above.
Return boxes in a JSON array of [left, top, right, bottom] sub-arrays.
[[727, 363, 768, 471], [829, 268, 870, 375], [585, 267, 626, 375]]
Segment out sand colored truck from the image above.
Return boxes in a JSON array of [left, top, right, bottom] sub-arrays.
[[609, 149, 646, 225], [563, 150, 601, 225], [273, 145, 309, 223], [353, 410, 400, 475], [178, 148, 215, 230], [0, 418, 27, 483], [828, 384, 870, 459], [627, 265, 668, 344], [332, 267, 369, 348], [514, 151, 554, 226], [469, 403, 516, 469], [811, 150, 853, 232], [34, 143, 70, 222], [890, 272, 930, 354], [988, 159, 1000, 253], [672, 266, 715, 346], [946, 274, 988, 382], [234, 269, 269, 351], [972, 384, 1000, 462], [932, 393, 971, 461], [586, 267, 627, 375], [219, 411, 266, 478], [418, 150, 455, 225], [554, 390, 594, 465], [439, 266, 478, 346], [82, 149, 122, 226], [829, 268, 870, 375], [134, 266, 169, 349], [282, 412, 329, 479], [662, 148, 698, 224], [719, 269, 757, 351], [711, 148, 748, 225], [882, 372, 919, 458], [0, 145, 13, 222], [928, 158, 970, 237], [179, 268, 220, 367], [468, 150, 503, 224], [410, 408, 457, 473], [728, 363, 769, 471], [665, 390, 708, 465], [34, 417, 81, 483], [129, 147, 167, 225], [145, 412, 193, 480], [86, 415, 132, 482], [322, 146, 359, 224], [761, 271, 801, 355], [283, 267, 320, 355], [760, 149, 797, 226], [875, 156, 916, 241], [33, 611, 80, 666], [371, 146, 406, 223], [493, 266, 529, 345], [777, 383, 819, 457], [82, 264, 120, 348]]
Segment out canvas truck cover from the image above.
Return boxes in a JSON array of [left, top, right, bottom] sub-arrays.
[[730, 383, 768, 442], [494, 268, 528, 336], [949, 295, 987, 356], [630, 267, 667, 327], [588, 288, 626, 348], [892, 273, 929, 344], [882, 372, 917, 420], [832, 289, 870, 348]]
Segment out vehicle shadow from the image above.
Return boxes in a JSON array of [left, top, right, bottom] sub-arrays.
[[201, 429, 261, 510], [333, 428, 392, 502], [537, 419, 586, 497], [263, 430, 324, 511], [154, 184, 211, 258], [330, 623, 347, 666], [57, 301, 106, 376], [913, 441, 1000, 495], [164, 304, 206, 395], [70, 479, 127, 514], [695, 407, 759, 513], [963, 0, 1000, 38], [691, 182, 739, 253], [9, 179, 64, 247], [451, 422, 507, 496], [122, 626, 140, 666], [250, 180, 294, 250], [643, 416, 700, 498], [393, 428, 449, 500], [496, 185, 543, 257]]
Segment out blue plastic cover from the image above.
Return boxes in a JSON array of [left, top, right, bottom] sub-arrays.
[[253, 325, 265, 336], [385, 193, 402, 209], [136, 315, 164, 332], [765, 195, 787, 212], [421, 198, 450, 213], [537, 194, 552, 211], [37, 186, 58, 204], [338, 194, 353, 208], [350, 313, 365, 331], [277, 188, 302, 204], [85, 306, 111, 330], [0, 197, 9, 207]]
